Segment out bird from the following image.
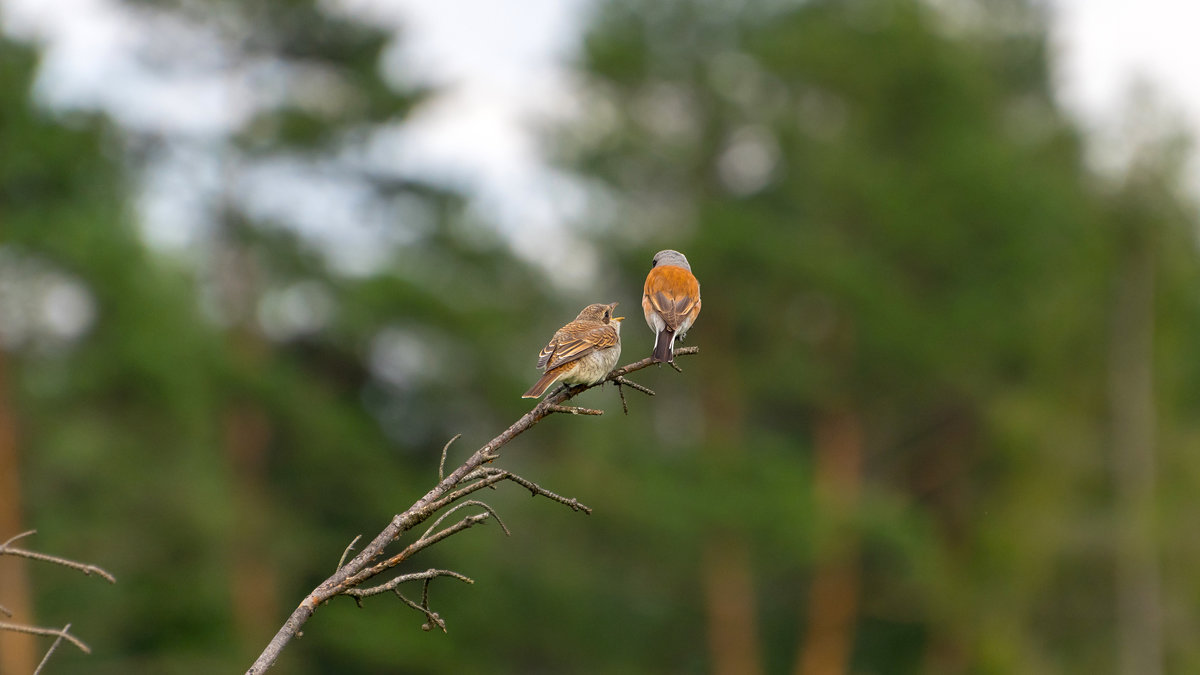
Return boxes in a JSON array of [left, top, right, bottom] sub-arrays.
[[522, 302, 624, 398], [642, 249, 701, 363]]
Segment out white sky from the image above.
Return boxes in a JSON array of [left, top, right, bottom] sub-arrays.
[[2, 0, 1199, 249], [1052, 0, 1200, 176]]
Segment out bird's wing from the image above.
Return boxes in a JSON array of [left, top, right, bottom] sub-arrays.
[[644, 265, 700, 330], [535, 339, 558, 370], [544, 323, 619, 371]]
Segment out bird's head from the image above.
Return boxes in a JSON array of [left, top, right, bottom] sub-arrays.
[[651, 249, 691, 271], [578, 302, 623, 326]]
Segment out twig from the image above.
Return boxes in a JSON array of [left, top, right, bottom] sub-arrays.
[[439, 434, 461, 481], [501, 472, 592, 513], [0, 530, 115, 671], [335, 535, 362, 572], [429, 471, 513, 510], [0, 622, 90, 654], [417, 578, 443, 632], [344, 568, 473, 600], [397, 588, 444, 633], [613, 376, 654, 397], [0, 543, 117, 584], [341, 511, 495, 591], [419, 500, 510, 541], [245, 347, 698, 674], [0, 530, 35, 550], [33, 623, 72, 675], [430, 468, 592, 515], [546, 404, 603, 416], [604, 346, 698, 381]]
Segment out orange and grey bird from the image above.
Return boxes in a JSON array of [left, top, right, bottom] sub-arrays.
[[522, 302, 624, 398], [642, 249, 701, 363]]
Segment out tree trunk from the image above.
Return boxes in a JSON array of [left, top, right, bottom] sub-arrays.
[[224, 403, 279, 653], [698, 308, 762, 675], [702, 536, 762, 675], [1109, 233, 1161, 675], [214, 231, 281, 656], [796, 409, 863, 675], [0, 351, 36, 674]]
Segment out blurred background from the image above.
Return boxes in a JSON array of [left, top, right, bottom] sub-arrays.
[[2, 0, 1199, 673]]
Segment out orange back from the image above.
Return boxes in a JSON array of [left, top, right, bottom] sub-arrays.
[[643, 265, 701, 329]]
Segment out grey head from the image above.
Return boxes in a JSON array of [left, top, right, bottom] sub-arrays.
[[651, 249, 691, 271]]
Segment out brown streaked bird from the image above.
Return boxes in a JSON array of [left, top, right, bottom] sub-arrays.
[[522, 302, 624, 398], [642, 249, 701, 363]]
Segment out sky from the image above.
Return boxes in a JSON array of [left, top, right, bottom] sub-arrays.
[[2, 0, 1199, 253], [1052, 0, 1200, 176]]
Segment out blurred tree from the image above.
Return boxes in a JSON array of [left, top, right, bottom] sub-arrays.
[[2, 1, 559, 673], [549, 0, 1200, 672], [1104, 127, 1200, 675], [7, 0, 1200, 673], [0, 35, 133, 673]]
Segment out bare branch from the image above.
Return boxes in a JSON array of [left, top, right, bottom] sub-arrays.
[[417, 576, 449, 632], [429, 471, 512, 509], [547, 404, 603, 416], [33, 623, 72, 675], [0, 621, 90, 654], [335, 509, 498, 597], [0, 530, 115, 671], [1, 534, 117, 584], [397, 589, 444, 633], [613, 376, 655, 397], [364, 512, 493, 581], [613, 373, 657, 414], [245, 347, 699, 674], [436, 468, 592, 514], [603, 346, 698, 381], [344, 568, 473, 600], [419, 500, 510, 541], [495, 471, 593, 514]]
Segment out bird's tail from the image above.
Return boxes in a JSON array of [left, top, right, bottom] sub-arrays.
[[652, 329, 675, 363], [522, 371, 562, 398]]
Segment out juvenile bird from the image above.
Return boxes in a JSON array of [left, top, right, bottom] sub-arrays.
[[522, 302, 624, 398], [642, 249, 701, 363]]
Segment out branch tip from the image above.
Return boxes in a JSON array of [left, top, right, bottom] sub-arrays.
[[0, 530, 36, 551], [613, 376, 654, 397], [336, 535, 363, 572], [439, 434, 462, 481], [0, 622, 91, 654]]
